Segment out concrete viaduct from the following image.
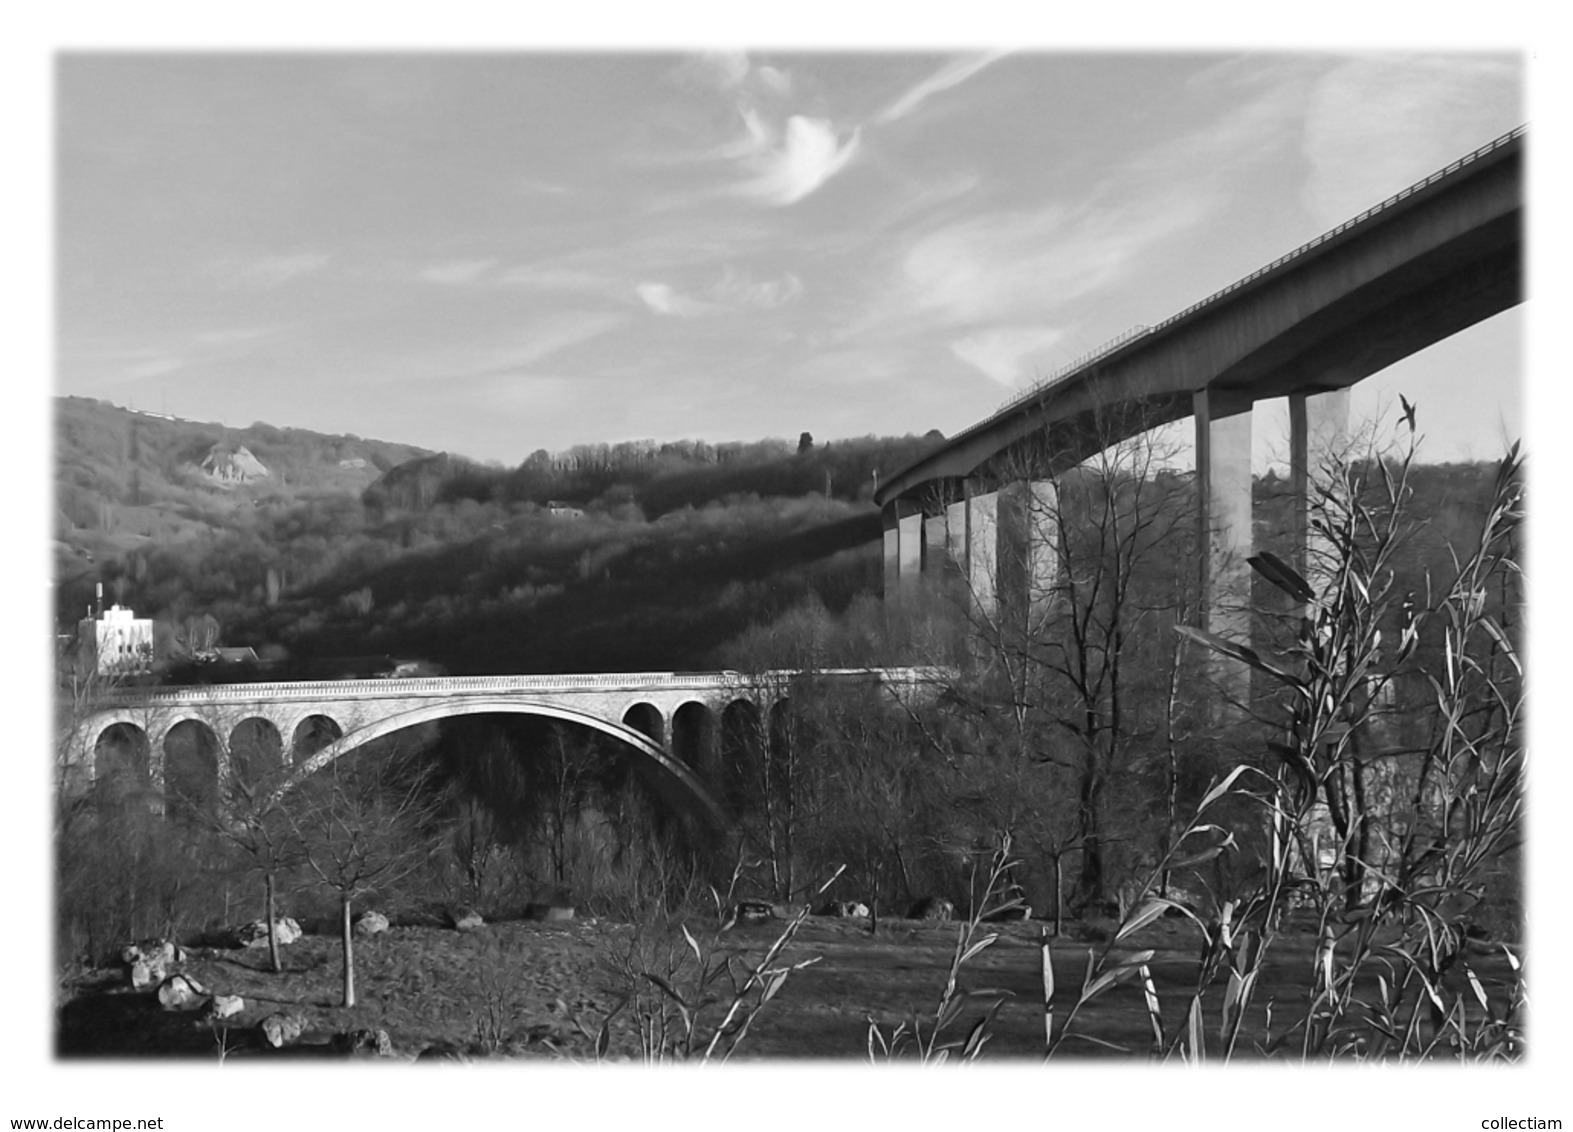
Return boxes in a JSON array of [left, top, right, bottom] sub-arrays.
[[874, 127, 1524, 641], [67, 667, 947, 827]]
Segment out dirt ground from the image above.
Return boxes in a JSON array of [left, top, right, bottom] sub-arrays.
[[55, 910, 1519, 1062]]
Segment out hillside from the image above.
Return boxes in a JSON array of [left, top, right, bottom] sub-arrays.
[[56, 397, 434, 541], [54, 396, 943, 675]]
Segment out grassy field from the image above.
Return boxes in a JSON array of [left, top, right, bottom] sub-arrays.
[[55, 909, 1521, 1063]]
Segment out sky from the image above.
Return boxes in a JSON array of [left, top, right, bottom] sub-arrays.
[[14, 10, 1570, 1125], [56, 50, 1526, 469]]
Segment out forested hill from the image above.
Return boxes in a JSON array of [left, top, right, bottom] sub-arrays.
[[54, 396, 945, 676], [360, 431, 943, 517], [56, 396, 434, 547]]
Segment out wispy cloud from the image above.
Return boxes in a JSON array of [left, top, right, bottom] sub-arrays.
[[1298, 55, 1521, 226], [496, 260, 628, 301], [876, 52, 1006, 124], [673, 52, 860, 207], [405, 313, 627, 382], [207, 252, 331, 290], [711, 266, 802, 310], [951, 325, 1065, 386], [726, 113, 861, 207], [674, 50, 751, 91], [419, 259, 495, 286], [637, 267, 804, 318], [78, 351, 188, 386], [899, 197, 1204, 325], [637, 282, 714, 318], [61, 326, 283, 389]]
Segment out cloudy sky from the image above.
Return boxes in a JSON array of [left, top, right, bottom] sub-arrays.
[[57, 51, 1523, 466]]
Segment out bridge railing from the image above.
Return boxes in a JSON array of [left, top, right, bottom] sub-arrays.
[[1149, 125, 1524, 336], [80, 666, 955, 708], [976, 124, 1525, 432], [994, 323, 1153, 416]]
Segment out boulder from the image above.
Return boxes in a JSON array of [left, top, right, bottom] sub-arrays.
[[233, 917, 302, 949], [258, 1011, 308, 1049], [451, 908, 484, 933], [156, 973, 207, 1011], [205, 994, 245, 1021], [353, 910, 391, 937], [122, 939, 185, 987], [122, 938, 185, 967], [733, 900, 774, 925], [909, 896, 955, 921], [332, 1028, 394, 1058]]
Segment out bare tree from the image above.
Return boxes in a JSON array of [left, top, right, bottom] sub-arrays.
[[937, 401, 1197, 912], [187, 728, 301, 973], [288, 742, 441, 1006]]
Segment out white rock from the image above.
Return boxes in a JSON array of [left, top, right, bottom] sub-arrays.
[[353, 910, 390, 937], [259, 1011, 307, 1048], [207, 994, 244, 1020], [234, 917, 302, 949], [156, 974, 206, 1011]]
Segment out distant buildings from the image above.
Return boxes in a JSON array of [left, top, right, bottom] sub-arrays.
[[546, 500, 585, 519], [78, 604, 154, 675]]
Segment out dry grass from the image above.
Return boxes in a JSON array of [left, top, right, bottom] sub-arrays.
[[55, 910, 1521, 1061]]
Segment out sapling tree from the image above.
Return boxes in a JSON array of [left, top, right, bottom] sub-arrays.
[[288, 741, 442, 1007], [190, 727, 302, 973]]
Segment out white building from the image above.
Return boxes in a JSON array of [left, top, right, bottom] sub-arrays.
[[79, 604, 155, 675]]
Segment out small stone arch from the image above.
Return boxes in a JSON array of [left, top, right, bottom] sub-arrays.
[[767, 697, 794, 757], [163, 718, 222, 819], [291, 714, 343, 764], [90, 721, 150, 790], [621, 701, 666, 747], [670, 700, 714, 771], [230, 716, 285, 789], [719, 699, 764, 810]]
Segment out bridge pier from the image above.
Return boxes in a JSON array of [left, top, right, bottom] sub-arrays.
[[897, 507, 924, 597], [882, 478, 1059, 632], [881, 499, 928, 600], [1289, 388, 1351, 591], [1194, 388, 1254, 646]]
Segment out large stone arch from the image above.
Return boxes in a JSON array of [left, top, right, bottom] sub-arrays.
[[274, 699, 726, 828], [163, 718, 222, 818], [670, 700, 714, 771]]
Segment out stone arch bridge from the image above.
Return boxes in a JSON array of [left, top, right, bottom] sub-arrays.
[[67, 668, 947, 827]]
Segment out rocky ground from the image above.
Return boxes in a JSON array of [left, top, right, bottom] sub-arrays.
[[56, 909, 1519, 1063]]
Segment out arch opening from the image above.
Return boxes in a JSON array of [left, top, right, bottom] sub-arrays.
[[92, 722, 150, 792], [163, 719, 221, 822], [671, 701, 714, 771], [230, 717, 284, 791], [621, 702, 665, 747], [278, 699, 725, 831], [720, 699, 763, 813], [292, 714, 343, 764]]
